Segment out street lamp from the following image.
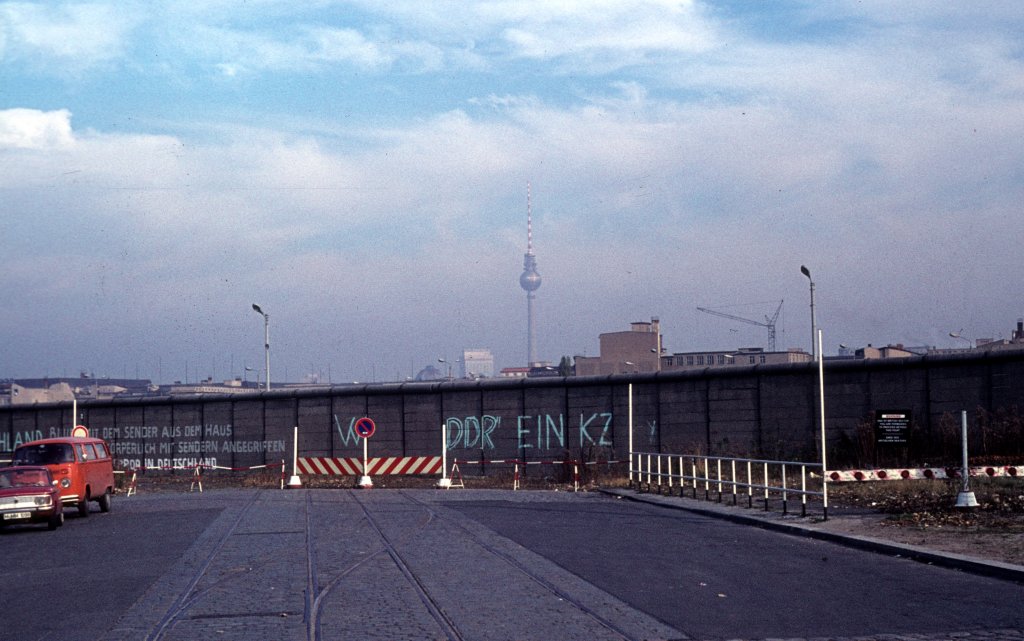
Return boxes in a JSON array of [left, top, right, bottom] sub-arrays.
[[252, 304, 270, 391], [438, 358, 453, 380], [800, 265, 817, 361], [650, 338, 666, 372], [949, 330, 973, 348]]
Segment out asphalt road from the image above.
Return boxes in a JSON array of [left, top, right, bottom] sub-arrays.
[[1, 488, 1022, 641], [1, 503, 222, 641], [449, 497, 1024, 638]]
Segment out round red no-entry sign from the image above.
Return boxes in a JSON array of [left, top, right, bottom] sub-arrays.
[[354, 417, 376, 438]]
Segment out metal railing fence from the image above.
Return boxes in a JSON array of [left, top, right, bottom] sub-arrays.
[[631, 451, 828, 519]]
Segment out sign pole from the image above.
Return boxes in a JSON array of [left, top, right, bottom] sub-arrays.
[[357, 436, 373, 488], [355, 416, 375, 489]]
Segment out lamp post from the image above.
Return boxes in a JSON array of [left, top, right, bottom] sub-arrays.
[[955, 410, 978, 508], [252, 304, 270, 391], [438, 358, 453, 380], [650, 335, 665, 372], [949, 330, 973, 349], [800, 265, 817, 361], [817, 328, 828, 520]]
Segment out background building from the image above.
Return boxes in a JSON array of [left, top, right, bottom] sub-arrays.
[[661, 347, 811, 371], [461, 348, 495, 379], [574, 318, 662, 376], [0, 381, 75, 406]]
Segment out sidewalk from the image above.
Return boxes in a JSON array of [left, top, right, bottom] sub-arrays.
[[601, 486, 1024, 584]]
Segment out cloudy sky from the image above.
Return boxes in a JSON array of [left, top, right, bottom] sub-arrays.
[[2, 1, 1022, 384]]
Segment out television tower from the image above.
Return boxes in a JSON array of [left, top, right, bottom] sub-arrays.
[[519, 182, 542, 366]]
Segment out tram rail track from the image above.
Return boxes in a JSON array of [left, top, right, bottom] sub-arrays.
[[129, 489, 655, 641], [304, 491, 439, 641], [145, 490, 266, 641], [396, 491, 643, 641]]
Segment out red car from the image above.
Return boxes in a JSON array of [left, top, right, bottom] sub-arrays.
[[0, 466, 65, 530]]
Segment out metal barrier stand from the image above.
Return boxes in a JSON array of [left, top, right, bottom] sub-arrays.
[[632, 451, 826, 519]]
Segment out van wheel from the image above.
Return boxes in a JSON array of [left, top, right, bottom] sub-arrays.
[[49, 511, 65, 530], [78, 498, 89, 517], [99, 491, 112, 513]]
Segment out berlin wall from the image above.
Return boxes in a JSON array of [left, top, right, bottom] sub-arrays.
[[2, 350, 1022, 471]]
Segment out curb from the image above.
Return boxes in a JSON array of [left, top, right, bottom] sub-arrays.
[[599, 487, 1024, 584]]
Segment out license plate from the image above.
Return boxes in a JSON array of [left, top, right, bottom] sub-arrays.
[[3, 512, 31, 520]]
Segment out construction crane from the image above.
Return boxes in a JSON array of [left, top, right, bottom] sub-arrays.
[[696, 300, 784, 352]]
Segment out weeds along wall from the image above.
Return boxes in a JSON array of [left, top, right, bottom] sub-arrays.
[[2, 350, 1023, 470]]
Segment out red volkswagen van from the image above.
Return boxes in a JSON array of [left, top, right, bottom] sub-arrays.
[[12, 437, 115, 517]]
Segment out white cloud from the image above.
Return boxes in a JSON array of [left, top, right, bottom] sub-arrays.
[[309, 27, 391, 68], [0, 2, 135, 68], [3, 3, 1024, 379], [188, 22, 444, 75], [0, 108, 75, 149], [502, 5, 714, 61], [335, 0, 718, 71]]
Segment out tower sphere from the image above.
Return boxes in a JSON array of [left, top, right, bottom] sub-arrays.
[[520, 265, 541, 292]]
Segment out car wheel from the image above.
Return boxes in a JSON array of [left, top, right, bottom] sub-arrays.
[[78, 499, 89, 517], [99, 491, 112, 513], [48, 511, 65, 530]]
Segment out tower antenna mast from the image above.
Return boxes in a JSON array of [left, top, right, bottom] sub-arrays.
[[519, 182, 542, 366]]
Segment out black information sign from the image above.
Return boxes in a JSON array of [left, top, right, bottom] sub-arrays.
[[875, 410, 911, 444]]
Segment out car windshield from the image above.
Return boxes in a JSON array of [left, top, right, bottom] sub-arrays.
[[12, 443, 76, 465], [0, 469, 50, 488]]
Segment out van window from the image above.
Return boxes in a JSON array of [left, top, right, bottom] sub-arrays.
[[94, 442, 109, 459], [83, 443, 97, 460], [13, 443, 76, 465]]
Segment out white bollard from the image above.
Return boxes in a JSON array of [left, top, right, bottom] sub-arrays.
[[287, 426, 303, 489]]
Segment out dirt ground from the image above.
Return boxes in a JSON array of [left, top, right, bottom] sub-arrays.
[[822, 479, 1024, 566], [118, 470, 1024, 567]]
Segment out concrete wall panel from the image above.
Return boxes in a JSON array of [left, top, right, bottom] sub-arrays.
[[4, 352, 1023, 471]]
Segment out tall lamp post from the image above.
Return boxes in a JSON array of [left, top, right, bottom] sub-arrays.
[[800, 265, 817, 361], [949, 330, 973, 349], [438, 358, 453, 380], [252, 304, 270, 391]]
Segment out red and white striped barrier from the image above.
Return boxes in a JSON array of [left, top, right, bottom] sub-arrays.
[[297, 456, 442, 476], [828, 465, 1023, 482]]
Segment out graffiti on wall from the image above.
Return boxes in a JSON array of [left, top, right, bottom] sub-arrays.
[[0, 429, 46, 451], [445, 415, 501, 450], [73, 424, 285, 470], [335, 412, 618, 453], [646, 420, 659, 445]]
